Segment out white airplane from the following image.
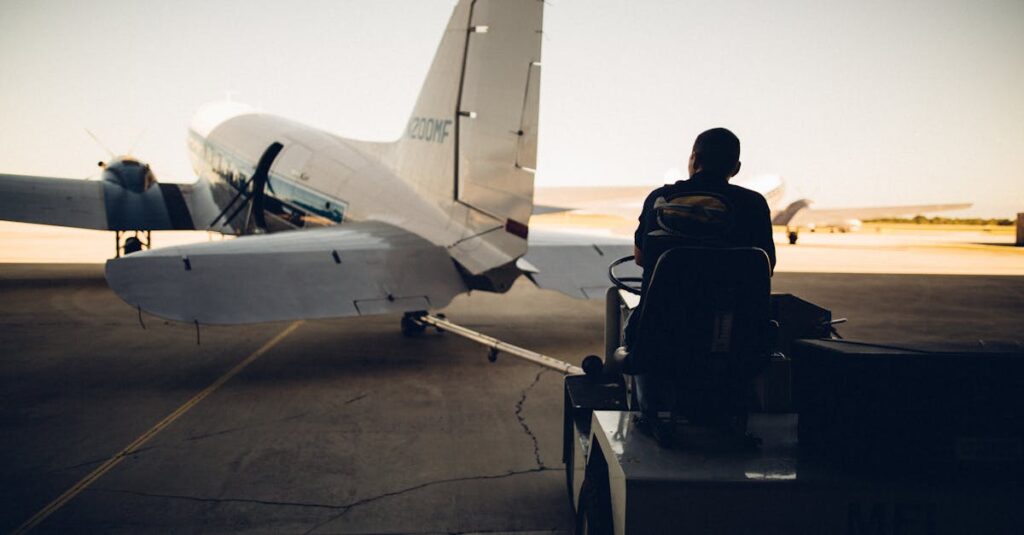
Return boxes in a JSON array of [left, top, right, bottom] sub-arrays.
[[0, 0, 637, 326], [535, 173, 971, 244]]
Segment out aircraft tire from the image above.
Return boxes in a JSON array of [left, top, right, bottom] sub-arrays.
[[788, 231, 798, 245], [124, 236, 143, 255], [400, 314, 426, 337]]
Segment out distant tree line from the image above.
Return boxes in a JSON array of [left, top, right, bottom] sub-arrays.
[[865, 215, 1014, 226]]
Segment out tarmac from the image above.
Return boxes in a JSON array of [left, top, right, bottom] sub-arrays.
[[1, 256, 1022, 533]]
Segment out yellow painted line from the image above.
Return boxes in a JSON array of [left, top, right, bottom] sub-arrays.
[[12, 321, 303, 535]]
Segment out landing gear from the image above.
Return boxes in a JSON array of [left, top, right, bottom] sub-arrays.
[[123, 236, 143, 255], [787, 230, 799, 245], [115, 230, 151, 258], [400, 311, 427, 337]]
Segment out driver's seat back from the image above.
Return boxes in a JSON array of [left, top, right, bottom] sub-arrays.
[[629, 245, 771, 424]]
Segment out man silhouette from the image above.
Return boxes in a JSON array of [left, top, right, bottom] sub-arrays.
[[625, 128, 776, 346]]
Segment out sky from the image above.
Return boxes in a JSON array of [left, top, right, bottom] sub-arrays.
[[0, 0, 1021, 217]]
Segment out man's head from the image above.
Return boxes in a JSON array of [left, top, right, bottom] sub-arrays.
[[688, 128, 741, 179]]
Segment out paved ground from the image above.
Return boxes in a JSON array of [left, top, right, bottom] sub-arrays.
[[0, 264, 1022, 534]]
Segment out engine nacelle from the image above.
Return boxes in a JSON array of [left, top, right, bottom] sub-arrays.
[[97, 157, 194, 231], [101, 157, 157, 193]]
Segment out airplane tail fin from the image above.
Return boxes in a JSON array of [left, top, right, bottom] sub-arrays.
[[392, 0, 543, 229]]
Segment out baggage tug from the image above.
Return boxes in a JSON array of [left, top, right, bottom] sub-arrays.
[[561, 259, 1024, 534]]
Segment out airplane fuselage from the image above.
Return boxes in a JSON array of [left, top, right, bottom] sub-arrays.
[[187, 102, 425, 234], [186, 100, 531, 292]]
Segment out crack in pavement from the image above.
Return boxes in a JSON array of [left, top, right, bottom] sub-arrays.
[[447, 530, 565, 535], [514, 369, 549, 469], [84, 467, 557, 533], [331, 524, 565, 528], [44, 446, 157, 475], [301, 467, 557, 535], [448, 524, 569, 528], [61, 373, 557, 532], [183, 426, 248, 442], [183, 411, 310, 443], [343, 393, 368, 405], [87, 487, 345, 510], [43, 456, 109, 475], [45, 410, 313, 475]]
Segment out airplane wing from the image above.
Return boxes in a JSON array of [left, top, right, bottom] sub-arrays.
[[0, 174, 109, 230], [105, 222, 467, 324], [784, 202, 973, 227], [533, 186, 651, 220], [0, 173, 205, 231], [522, 228, 639, 299], [531, 204, 572, 215]]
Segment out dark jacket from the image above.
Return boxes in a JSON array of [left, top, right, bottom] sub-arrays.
[[633, 172, 776, 272], [623, 172, 776, 347]]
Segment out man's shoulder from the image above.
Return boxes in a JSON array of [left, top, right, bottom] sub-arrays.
[[658, 180, 765, 204], [649, 180, 709, 199], [647, 182, 680, 196], [649, 178, 767, 208], [640, 183, 680, 207]]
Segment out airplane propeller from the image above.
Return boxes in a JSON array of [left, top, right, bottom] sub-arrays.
[[82, 128, 146, 180], [84, 128, 116, 160], [82, 128, 117, 179], [208, 142, 284, 235]]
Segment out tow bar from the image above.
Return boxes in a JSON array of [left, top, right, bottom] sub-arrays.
[[411, 313, 583, 375]]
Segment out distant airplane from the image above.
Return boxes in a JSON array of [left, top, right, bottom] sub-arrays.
[[751, 174, 971, 244], [535, 174, 971, 244], [0, 0, 638, 326]]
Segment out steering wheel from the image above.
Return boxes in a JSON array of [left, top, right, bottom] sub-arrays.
[[608, 255, 642, 295]]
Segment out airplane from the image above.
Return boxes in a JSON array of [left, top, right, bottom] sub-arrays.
[[535, 173, 971, 244], [0, 0, 639, 328]]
